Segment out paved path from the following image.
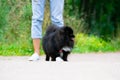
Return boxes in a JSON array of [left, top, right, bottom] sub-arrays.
[[0, 53, 120, 80]]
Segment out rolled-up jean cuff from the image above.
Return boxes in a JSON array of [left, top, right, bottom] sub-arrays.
[[31, 35, 42, 39]]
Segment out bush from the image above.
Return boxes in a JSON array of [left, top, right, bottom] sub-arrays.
[[73, 33, 117, 53]]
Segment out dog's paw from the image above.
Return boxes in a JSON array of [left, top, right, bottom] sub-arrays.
[[56, 57, 63, 62]]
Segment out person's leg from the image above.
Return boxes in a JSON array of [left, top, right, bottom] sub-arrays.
[[29, 0, 46, 61], [33, 39, 40, 54], [50, 0, 64, 27]]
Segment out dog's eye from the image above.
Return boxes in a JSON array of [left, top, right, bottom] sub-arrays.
[[70, 34, 75, 38]]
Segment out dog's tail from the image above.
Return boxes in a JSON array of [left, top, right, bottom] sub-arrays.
[[45, 24, 60, 35]]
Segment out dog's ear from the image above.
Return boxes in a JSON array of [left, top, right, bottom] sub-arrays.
[[63, 26, 73, 34]]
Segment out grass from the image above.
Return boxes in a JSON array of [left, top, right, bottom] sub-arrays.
[[0, 33, 120, 56], [0, 41, 44, 56], [73, 33, 120, 53]]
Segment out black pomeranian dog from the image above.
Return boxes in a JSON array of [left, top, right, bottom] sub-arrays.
[[42, 25, 75, 61]]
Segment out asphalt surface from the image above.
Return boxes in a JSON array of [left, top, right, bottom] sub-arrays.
[[0, 53, 120, 80]]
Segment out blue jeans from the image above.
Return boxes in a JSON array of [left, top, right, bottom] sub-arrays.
[[31, 0, 64, 39]]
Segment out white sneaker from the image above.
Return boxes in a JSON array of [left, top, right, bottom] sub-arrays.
[[28, 53, 40, 61], [56, 57, 63, 62]]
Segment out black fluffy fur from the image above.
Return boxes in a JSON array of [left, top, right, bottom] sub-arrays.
[[42, 25, 75, 61]]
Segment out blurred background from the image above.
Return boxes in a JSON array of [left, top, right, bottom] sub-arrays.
[[0, 0, 120, 56]]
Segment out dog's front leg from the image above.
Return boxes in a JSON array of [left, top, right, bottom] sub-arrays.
[[62, 52, 69, 61], [46, 54, 50, 61]]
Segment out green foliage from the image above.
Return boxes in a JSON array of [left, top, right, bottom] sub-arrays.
[[0, 33, 119, 56], [73, 33, 119, 53], [0, 0, 33, 56], [0, 0, 31, 42], [0, 40, 44, 56], [66, 0, 120, 40], [0, 0, 10, 40], [0, 0, 120, 56], [0, 42, 32, 56]]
